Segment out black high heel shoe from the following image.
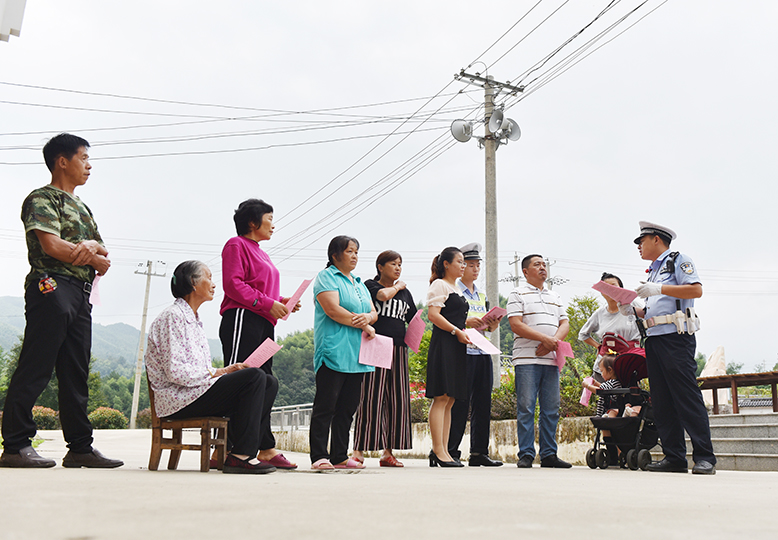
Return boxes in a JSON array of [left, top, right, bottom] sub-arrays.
[[429, 451, 464, 468]]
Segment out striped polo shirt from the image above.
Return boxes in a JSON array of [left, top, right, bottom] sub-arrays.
[[506, 283, 568, 366]]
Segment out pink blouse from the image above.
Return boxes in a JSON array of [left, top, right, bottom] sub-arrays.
[[219, 235, 283, 325], [145, 298, 218, 417]]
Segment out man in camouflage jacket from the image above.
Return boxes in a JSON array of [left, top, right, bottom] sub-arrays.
[[0, 133, 122, 469]]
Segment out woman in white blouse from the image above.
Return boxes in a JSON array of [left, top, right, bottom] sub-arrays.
[[145, 260, 277, 474], [579, 272, 643, 383], [425, 247, 472, 467]]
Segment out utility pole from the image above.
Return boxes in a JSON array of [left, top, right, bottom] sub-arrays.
[[545, 258, 568, 290], [455, 71, 522, 388], [129, 260, 166, 429], [509, 251, 521, 286]]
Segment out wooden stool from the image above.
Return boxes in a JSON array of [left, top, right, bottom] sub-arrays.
[[148, 385, 229, 472]]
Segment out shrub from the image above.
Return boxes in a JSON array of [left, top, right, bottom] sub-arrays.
[[32, 406, 60, 429], [410, 397, 430, 423], [491, 371, 517, 420], [88, 407, 128, 429], [135, 407, 152, 429]]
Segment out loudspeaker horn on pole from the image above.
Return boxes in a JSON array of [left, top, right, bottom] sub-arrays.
[[487, 109, 505, 133], [450, 119, 473, 143], [504, 119, 521, 141]]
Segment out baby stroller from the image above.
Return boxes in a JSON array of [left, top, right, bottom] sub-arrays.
[[585, 347, 658, 471]]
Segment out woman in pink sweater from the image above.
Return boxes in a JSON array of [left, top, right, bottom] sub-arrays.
[[218, 198, 300, 469]]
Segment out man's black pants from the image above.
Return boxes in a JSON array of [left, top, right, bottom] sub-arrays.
[[645, 332, 716, 465], [448, 353, 494, 459], [2, 278, 93, 453]]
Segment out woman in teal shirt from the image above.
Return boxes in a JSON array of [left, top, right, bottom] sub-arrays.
[[309, 235, 377, 470]]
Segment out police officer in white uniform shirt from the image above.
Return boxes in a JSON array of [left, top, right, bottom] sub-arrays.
[[631, 221, 716, 475]]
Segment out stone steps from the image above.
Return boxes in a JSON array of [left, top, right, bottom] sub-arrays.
[[650, 413, 778, 471], [708, 413, 778, 425]]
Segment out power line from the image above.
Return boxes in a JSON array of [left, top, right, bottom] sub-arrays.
[[0, 80, 479, 116], [517, 0, 666, 96], [486, 0, 574, 73], [501, 0, 665, 109], [513, 0, 620, 88], [0, 125, 446, 165], [0, 105, 473, 151]]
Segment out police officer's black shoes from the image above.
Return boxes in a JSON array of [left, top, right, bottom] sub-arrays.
[[0, 446, 56, 468], [540, 454, 572, 468], [469, 453, 503, 467], [62, 448, 124, 468], [516, 455, 534, 468], [646, 458, 688, 473], [691, 460, 716, 475]]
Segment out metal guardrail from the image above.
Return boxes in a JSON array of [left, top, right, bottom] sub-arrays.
[[270, 402, 313, 431]]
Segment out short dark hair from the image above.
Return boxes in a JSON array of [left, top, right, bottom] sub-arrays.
[[43, 133, 90, 172], [326, 235, 359, 268], [521, 254, 543, 270], [656, 233, 672, 247], [374, 250, 402, 280], [600, 354, 618, 373], [429, 247, 462, 284], [171, 260, 207, 298], [601, 272, 624, 288], [233, 199, 274, 236]]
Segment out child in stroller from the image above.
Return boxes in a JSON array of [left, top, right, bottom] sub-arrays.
[[583, 355, 641, 420], [585, 347, 658, 470]]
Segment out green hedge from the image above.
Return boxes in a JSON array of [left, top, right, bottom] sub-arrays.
[[32, 406, 60, 429], [88, 407, 128, 429], [136, 408, 152, 429]]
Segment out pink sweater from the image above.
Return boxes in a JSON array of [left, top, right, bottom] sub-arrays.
[[219, 235, 282, 325]]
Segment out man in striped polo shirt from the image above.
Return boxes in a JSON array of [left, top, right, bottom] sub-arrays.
[[507, 254, 571, 469]]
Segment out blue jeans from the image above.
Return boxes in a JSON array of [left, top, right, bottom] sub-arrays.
[[514, 364, 560, 460]]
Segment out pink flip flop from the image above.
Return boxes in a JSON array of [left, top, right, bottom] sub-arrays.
[[333, 457, 365, 469], [311, 458, 334, 470], [265, 453, 298, 470]]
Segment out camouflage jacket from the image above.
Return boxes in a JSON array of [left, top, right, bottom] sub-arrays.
[[21, 185, 104, 288]]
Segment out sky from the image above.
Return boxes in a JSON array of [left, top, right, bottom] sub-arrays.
[[1, 0, 776, 371]]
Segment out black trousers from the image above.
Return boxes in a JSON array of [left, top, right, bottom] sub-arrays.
[[166, 368, 273, 457], [309, 365, 363, 464], [2, 278, 93, 453], [448, 353, 494, 458], [219, 308, 277, 450], [645, 332, 716, 465]]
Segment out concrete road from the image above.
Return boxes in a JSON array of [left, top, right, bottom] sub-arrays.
[[1, 429, 775, 540]]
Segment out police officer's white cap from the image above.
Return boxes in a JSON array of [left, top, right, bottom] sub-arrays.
[[460, 242, 483, 260], [634, 221, 677, 245]]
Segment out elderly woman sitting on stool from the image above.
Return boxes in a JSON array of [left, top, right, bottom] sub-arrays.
[[145, 260, 277, 474]]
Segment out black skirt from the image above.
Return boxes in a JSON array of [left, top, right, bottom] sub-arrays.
[[425, 292, 469, 400]]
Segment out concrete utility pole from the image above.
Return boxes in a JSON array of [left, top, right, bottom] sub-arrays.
[[129, 260, 166, 429], [483, 76, 500, 387], [455, 71, 522, 388], [509, 251, 521, 286], [545, 258, 569, 290]]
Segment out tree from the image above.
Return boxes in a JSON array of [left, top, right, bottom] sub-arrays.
[[726, 362, 743, 375], [273, 329, 316, 406], [559, 295, 600, 417], [408, 330, 432, 383], [695, 352, 706, 377]]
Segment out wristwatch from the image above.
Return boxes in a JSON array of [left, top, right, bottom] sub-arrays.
[[450, 328, 457, 335]]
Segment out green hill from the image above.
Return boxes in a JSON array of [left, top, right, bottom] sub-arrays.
[[0, 296, 222, 376]]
